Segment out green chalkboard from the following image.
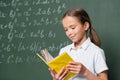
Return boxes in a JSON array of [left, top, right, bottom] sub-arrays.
[[0, 0, 120, 80]]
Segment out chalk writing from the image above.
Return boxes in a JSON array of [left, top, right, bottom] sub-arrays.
[[0, 0, 68, 64], [0, 41, 70, 64]]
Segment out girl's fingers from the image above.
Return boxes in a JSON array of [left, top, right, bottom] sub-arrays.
[[67, 62, 82, 69], [59, 68, 69, 80], [66, 62, 85, 74], [49, 67, 71, 80], [67, 66, 81, 74], [68, 62, 81, 65], [48, 68, 56, 78], [55, 67, 65, 79]]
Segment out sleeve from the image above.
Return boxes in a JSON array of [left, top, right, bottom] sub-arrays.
[[94, 49, 109, 74]]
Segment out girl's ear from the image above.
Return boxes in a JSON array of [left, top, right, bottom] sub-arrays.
[[84, 22, 90, 31]]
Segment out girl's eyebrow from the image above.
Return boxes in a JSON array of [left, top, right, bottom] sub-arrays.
[[69, 25, 77, 28], [69, 24, 74, 27], [64, 24, 77, 29]]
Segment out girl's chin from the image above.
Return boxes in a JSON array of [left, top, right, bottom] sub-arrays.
[[71, 40, 77, 43]]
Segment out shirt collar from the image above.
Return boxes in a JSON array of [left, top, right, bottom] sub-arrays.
[[70, 37, 91, 51]]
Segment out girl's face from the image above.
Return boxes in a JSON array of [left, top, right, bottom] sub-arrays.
[[62, 16, 89, 46]]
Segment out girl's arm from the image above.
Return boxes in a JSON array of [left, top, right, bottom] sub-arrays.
[[66, 62, 108, 80]]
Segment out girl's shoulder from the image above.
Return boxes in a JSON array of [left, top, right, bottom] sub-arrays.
[[90, 42, 105, 55], [61, 43, 73, 50], [59, 43, 73, 55]]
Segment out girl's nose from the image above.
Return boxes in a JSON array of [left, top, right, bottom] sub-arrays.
[[67, 29, 73, 36]]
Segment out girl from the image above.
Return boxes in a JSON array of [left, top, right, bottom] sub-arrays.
[[49, 8, 108, 80]]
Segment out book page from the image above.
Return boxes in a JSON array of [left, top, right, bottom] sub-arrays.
[[40, 49, 54, 62]]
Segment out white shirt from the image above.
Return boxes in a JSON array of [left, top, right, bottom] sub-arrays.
[[59, 38, 108, 80]]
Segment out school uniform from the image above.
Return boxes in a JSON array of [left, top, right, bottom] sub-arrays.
[[59, 37, 108, 80]]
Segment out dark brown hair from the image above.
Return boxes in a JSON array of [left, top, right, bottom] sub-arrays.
[[62, 8, 101, 47]]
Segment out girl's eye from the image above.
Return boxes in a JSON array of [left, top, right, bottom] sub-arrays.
[[70, 25, 76, 29], [71, 26, 76, 29], [72, 27, 75, 29]]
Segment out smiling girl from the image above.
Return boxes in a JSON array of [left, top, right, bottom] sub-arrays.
[[49, 8, 108, 80]]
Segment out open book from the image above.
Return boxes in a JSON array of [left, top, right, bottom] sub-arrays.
[[36, 49, 75, 80]]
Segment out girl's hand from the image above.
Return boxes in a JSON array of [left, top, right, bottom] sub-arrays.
[[66, 62, 108, 80], [66, 62, 87, 76], [49, 67, 69, 80]]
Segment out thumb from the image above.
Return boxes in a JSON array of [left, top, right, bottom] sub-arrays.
[[48, 68, 56, 77]]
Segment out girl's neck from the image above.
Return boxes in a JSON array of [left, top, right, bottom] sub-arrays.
[[74, 36, 88, 50]]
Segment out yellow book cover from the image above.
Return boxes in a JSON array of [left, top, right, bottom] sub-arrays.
[[36, 49, 75, 80]]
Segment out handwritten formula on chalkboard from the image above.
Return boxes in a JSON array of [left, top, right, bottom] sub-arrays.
[[0, 0, 70, 64]]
